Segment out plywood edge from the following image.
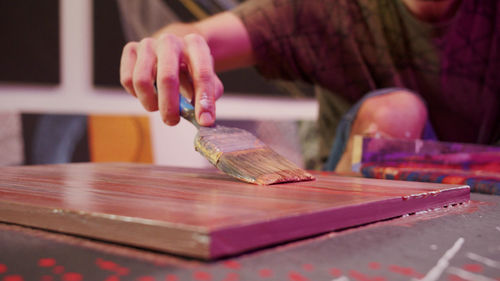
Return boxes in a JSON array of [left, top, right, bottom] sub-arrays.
[[209, 184, 470, 259], [0, 201, 211, 259]]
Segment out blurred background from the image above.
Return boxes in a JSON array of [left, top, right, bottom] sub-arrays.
[[0, 0, 318, 170]]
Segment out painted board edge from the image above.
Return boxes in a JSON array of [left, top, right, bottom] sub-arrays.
[[209, 185, 470, 259], [0, 201, 211, 259]]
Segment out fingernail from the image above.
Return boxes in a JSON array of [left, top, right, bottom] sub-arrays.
[[199, 112, 213, 125], [199, 92, 211, 109]]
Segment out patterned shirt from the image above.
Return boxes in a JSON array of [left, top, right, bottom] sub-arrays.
[[233, 0, 500, 149]]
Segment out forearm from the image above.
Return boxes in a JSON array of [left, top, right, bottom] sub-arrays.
[[153, 12, 255, 72]]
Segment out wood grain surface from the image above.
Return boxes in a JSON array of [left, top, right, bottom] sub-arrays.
[[0, 163, 469, 259]]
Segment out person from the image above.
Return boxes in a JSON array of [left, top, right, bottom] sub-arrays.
[[119, 0, 500, 173]]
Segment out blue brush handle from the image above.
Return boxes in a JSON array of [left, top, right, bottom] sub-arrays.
[[179, 95, 199, 128]]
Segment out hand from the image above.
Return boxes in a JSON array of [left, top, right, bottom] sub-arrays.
[[120, 33, 223, 126]]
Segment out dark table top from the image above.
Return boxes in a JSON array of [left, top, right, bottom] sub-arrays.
[[1, 193, 499, 281]]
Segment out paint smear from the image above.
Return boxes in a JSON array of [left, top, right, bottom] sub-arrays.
[[288, 271, 309, 281], [223, 260, 241, 270], [38, 258, 56, 268], [0, 264, 7, 274], [462, 263, 484, 273], [258, 268, 273, 278], [62, 273, 83, 281], [2, 275, 24, 281], [193, 271, 212, 281]]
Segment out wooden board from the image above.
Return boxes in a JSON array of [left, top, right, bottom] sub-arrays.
[[0, 163, 469, 259]]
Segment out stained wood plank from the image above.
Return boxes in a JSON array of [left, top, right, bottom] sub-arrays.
[[0, 163, 469, 259]]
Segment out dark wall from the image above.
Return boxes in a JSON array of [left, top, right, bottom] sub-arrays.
[[0, 0, 60, 85], [92, 0, 289, 96]]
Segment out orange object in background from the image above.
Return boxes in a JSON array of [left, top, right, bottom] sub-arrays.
[[88, 115, 153, 163]]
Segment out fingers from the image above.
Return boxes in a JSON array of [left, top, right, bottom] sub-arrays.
[[119, 33, 223, 127], [133, 38, 158, 112], [156, 34, 183, 126], [183, 34, 223, 126], [120, 42, 138, 97]]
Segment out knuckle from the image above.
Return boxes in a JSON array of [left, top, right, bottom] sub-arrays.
[[120, 75, 133, 89], [123, 41, 138, 52], [139, 37, 155, 47], [195, 67, 213, 83], [184, 33, 205, 45], [134, 76, 152, 92], [159, 72, 179, 86]]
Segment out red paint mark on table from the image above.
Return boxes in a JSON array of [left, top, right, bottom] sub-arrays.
[[222, 272, 239, 281], [40, 275, 54, 281], [388, 265, 423, 278], [288, 271, 309, 281], [0, 264, 6, 274], [369, 262, 381, 270], [329, 268, 342, 277], [165, 274, 179, 281], [193, 271, 212, 281], [223, 260, 241, 270], [117, 267, 130, 276], [462, 263, 484, 273], [96, 258, 119, 271], [53, 265, 65, 275], [258, 268, 273, 278], [137, 276, 155, 281], [104, 275, 119, 281], [2, 275, 23, 281], [447, 274, 468, 281], [38, 258, 56, 267], [349, 270, 386, 281], [302, 264, 314, 272], [62, 272, 83, 281]]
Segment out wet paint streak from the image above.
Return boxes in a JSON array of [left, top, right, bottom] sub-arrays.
[[2, 275, 24, 281], [165, 274, 179, 281], [62, 273, 83, 281], [258, 268, 273, 278], [193, 271, 212, 281], [222, 272, 239, 281], [329, 268, 342, 277], [288, 271, 310, 281], [52, 265, 65, 275], [38, 258, 56, 267], [349, 270, 386, 281], [302, 264, 314, 272], [223, 260, 241, 270], [462, 263, 484, 273], [388, 265, 423, 278], [103, 276, 119, 281]]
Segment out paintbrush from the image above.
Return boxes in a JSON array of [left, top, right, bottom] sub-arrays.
[[179, 95, 315, 185]]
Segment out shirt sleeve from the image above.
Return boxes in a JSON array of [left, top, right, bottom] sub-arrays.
[[232, 0, 328, 83]]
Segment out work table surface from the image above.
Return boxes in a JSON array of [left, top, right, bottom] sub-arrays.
[[0, 164, 498, 281]]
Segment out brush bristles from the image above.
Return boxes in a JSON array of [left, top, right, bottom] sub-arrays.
[[216, 148, 315, 185]]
